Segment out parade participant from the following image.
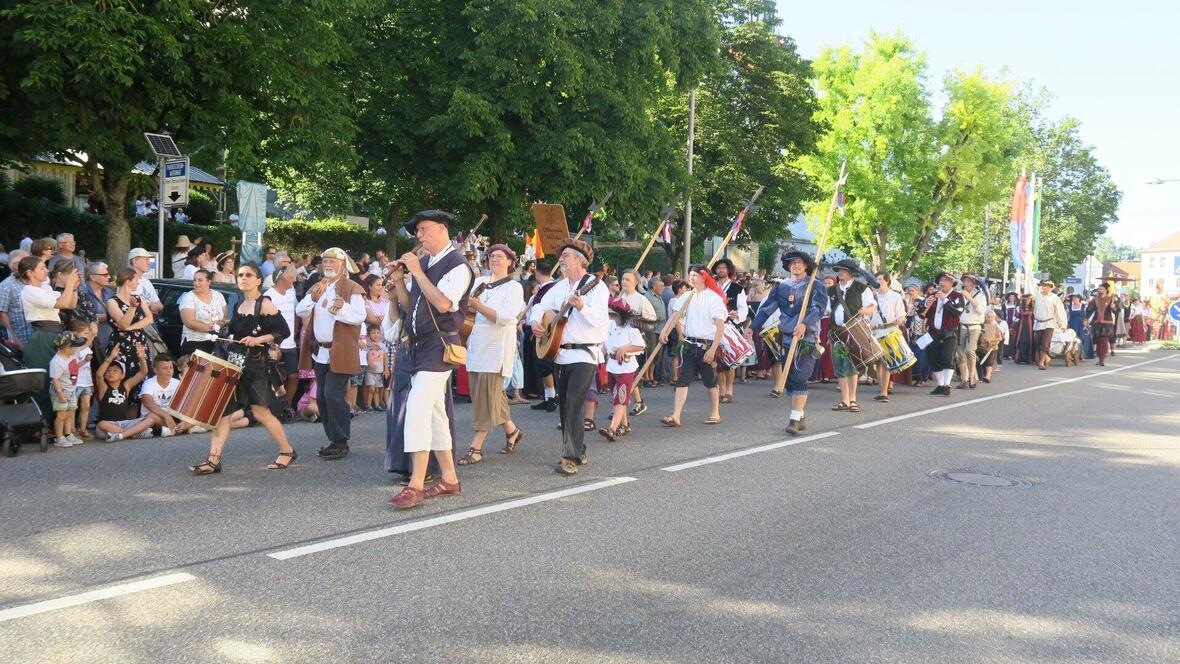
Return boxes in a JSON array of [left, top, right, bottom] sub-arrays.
[[1086, 282, 1119, 366], [525, 262, 560, 411], [295, 247, 367, 460], [1129, 298, 1147, 343], [752, 250, 827, 435], [924, 272, 965, 396], [956, 273, 988, 389], [526, 238, 609, 476], [264, 265, 301, 406], [618, 269, 656, 416], [188, 262, 293, 474], [387, 210, 473, 506], [871, 272, 906, 402], [827, 260, 876, 413], [599, 297, 645, 441], [712, 258, 747, 404], [977, 310, 1004, 383], [659, 265, 727, 428], [1033, 279, 1068, 370], [178, 269, 227, 358], [905, 284, 932, 387], [457, 243, 525, 465]]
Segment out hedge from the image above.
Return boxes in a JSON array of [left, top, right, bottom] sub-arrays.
[[263, 219, 386, 258], [12, 175, 67, 205]]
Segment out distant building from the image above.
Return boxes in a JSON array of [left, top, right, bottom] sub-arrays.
[[4, 154, 224, 211], [1139, 229, 1180, 296], [1101, 261, 1140, 293], [1066, 255, 1104, 293]]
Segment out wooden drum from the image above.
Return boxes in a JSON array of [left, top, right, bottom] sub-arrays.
[[832, 315, 885, 373], [167, 350, 243, 430]]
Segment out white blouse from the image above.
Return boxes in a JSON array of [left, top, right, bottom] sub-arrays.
[[466, 276, 524, 377], [21, 283, 61, 323], [179, 289, 227, 343]]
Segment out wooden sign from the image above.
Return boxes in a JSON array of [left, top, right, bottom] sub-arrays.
[[530, 203, 571, 255]]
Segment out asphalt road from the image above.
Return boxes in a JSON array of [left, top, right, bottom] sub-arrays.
[[1, 346, 1178, 663]]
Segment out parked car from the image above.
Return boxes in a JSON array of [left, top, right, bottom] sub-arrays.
[[152, 279, 244, 358]]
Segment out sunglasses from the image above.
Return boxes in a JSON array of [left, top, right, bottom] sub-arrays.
[[236, 271, 257, 278]]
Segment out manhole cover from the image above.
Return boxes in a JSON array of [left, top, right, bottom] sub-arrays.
[[929, 469, 1032, 488]]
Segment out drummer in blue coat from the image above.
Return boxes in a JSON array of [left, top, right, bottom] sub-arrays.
[[751, 250, 828, 435]]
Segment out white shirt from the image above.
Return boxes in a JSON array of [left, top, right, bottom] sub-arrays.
[[49, 354, 77, 389], [681, 289, 728, 340], [606, 320, 644, 373], [465, 276, 524, 376], [620, 290, 656, 324], [171, 252, 188, 276], [716, 279, 748, 324], [141, 376, 181, 411], [832, 281, 876, 327], [1033, 293, 1067, 331], [526, 274, 609, 365], [21, 283, 61, 322], [996, 319, 1010, 345], [75, 347, 94, 388], [133, 277, 160, 306], [960, 288, 988, 325], [181, 264, 199, 280], [295, 279, 367, 365], [872, 289, 906, 328], [178, 290, 227, 343], [263, 286, 298, 349], [410, 244, 474, 336]]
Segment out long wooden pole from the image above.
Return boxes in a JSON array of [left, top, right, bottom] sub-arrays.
[[772, 163, 847, 396], [630, 186, 764, 396], [632, 198, 681, 272]]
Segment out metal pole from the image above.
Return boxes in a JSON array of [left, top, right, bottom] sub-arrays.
[[157, 158, 166, 277], [983, 205, 991, 276], [683, 88, 696, 277], [1002, 257, 1009, 295]]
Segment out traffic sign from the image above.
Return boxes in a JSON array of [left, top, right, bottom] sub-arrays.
[[1169, 300, 1180, 322], [162, 158, 189, 207]]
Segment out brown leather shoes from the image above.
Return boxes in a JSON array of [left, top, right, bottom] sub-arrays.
[[389, 486, 425, 509], [556, 459, 578, 475], [786, 418, 806, 436], [423, 480, 461, 499]]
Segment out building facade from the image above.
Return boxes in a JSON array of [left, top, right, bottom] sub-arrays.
[[1139, 229, 1180, 296]]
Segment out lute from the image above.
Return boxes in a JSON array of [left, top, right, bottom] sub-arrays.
[[535, 276, 601, 360]]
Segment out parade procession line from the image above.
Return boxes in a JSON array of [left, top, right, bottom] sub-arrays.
[[660, 431, 841, 472], [853, 354, 1179, 431], [266, 476, 638, 561], [0, 572, 196, 623]]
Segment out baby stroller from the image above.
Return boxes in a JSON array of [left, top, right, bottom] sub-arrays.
[[1049, 328, 1082, 367], [0, 343, 50, 456]]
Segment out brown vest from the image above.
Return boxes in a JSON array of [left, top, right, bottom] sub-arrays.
[[298, 277, 366, 374]]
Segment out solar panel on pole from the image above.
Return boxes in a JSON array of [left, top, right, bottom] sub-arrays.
[[143, 133, 181, 158]]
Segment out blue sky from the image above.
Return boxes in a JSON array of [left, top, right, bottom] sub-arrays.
[[776, 0, 1180, 249]]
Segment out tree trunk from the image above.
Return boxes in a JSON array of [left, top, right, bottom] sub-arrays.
[[384, 206, 399, 258], [89, 159, 131, 267]]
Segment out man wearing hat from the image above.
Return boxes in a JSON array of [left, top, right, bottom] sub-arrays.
[[711, 258, 747, 404], [171, 235, 194, 278], [387, 210, 473, 507], [1032, 279, 1067, 370], [956, 272, 989, 388], [751, 250, 828, 435], [127, 248, 163, 315], [527, 237, 609, 476], [296, 246, 368, 459], [923, 271, 966, 395], [827, 259, 877, 413]]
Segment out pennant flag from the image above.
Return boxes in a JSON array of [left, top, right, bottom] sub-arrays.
[[660, 219, 674, 244], [731, 210, 746, 237], [581, 212, 593, 233], [532, 227, 545, 259], [836, 191, 845, 216], [1022, 174, 1037, 271], [1029, 177, 1041, 271], [1009, 175, 1029, 270]]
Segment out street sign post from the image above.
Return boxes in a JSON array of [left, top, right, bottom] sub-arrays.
[[162, 158, 189, 207], [1169, 300, 1180, 322]]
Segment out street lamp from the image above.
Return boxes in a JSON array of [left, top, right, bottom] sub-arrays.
[[1146, 177, 1180, 185]]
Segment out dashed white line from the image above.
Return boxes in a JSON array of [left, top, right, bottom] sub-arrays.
[[660, 431, 841, 472], [268, 476, 638, 560], [0, 572, 196, 623], [854, 354, 1178, 430]]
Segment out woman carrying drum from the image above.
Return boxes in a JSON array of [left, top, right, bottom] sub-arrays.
[[189, 262, 293, 475]]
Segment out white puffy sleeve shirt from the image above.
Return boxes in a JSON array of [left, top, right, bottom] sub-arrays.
[[466, 277, 524, 377]]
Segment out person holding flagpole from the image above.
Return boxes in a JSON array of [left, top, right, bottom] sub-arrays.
[[1032, 279, 1067, 370]]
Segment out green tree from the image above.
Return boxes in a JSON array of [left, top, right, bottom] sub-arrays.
[[1092, 234, 1140, 263], [797, 32, 1030, 280], [658, 0, 820, 268], [0, 0, 362, 266], [351, 0, 719, 243]]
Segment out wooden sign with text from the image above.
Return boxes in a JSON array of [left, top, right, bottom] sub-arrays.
[[530, 203, 571, 255]]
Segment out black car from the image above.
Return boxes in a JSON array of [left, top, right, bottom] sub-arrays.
[[152, 279, 244, 358]]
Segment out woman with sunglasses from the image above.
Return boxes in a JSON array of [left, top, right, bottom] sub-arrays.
[[189, 262, 294, 475]]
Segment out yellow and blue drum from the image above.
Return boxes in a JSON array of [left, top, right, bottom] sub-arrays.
[[878, 328, 917, 373]]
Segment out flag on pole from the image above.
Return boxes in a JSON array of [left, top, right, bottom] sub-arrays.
[[659, 219, 674, 244], [836, 191, 845, 215], [731, 210, 746, 237], [1029, 176, 1041, 272], [581, 212, 593, 233], [1022, 174, 1037, 271], [1009, 174, 1029, 270], [532, 227, 545, 259]]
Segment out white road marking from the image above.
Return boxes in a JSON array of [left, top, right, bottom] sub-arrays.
[[0, 572, 196, 623], [661, 431, 841, 472], [268, 477, 638, 560], [855, 354, 1179, 430]]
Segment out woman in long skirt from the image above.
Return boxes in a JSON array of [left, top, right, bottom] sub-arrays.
[[1012, 294, 1036, 364]]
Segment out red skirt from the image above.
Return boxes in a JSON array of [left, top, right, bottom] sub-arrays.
[[1130, 316, 1146, 343]]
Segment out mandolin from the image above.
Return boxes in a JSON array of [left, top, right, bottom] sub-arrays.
[[460, 276, 515, 345], [535, 276, 601, 360]]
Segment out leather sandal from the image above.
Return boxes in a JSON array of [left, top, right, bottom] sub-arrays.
[[848, 401, 862, 413], [189, 454, 222, 475], [660, 416, 681, 427], [500, 428, 523, 454], [267, 450, 297, 470], [458, 447, 484, 465], [831, 402, 849, 411]]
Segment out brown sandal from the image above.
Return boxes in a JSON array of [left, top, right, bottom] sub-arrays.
[[703, 417, 722, 425], [848, 401, 862, 413], [660, 416, 681, 427], [458, 447, 484, 465], [267, 450, 297, 470], [189, 454, 222, 475], [500, 428, 523, 454]]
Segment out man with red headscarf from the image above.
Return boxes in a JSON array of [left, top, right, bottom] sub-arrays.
[[658, 265, 727, 427]]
